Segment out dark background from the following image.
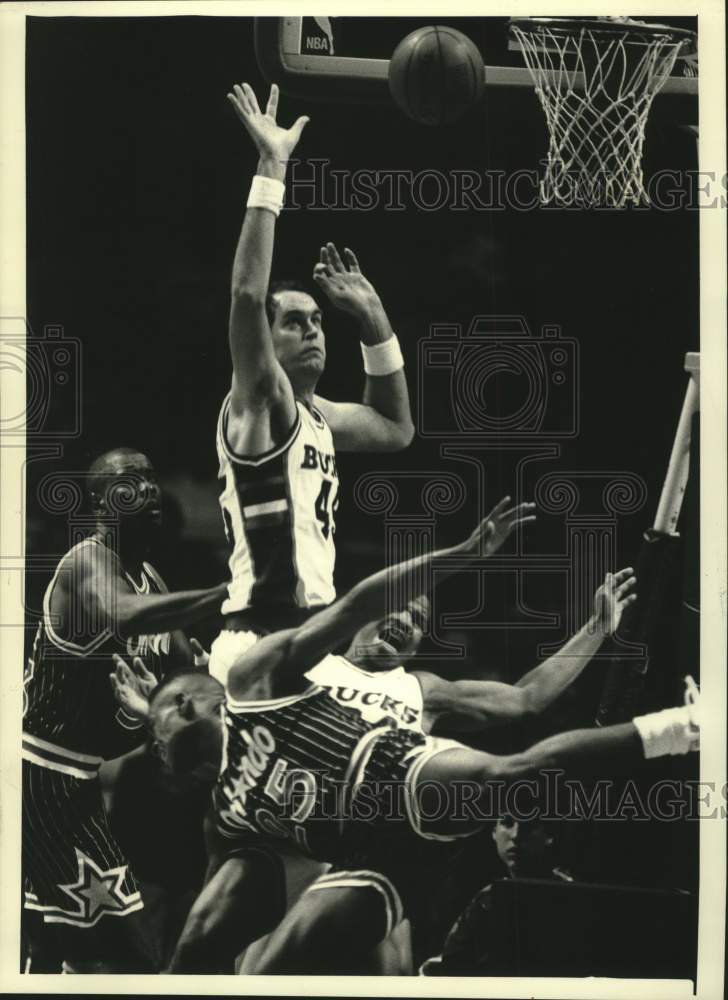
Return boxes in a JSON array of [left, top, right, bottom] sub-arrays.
[[25, 15, 699, 904]]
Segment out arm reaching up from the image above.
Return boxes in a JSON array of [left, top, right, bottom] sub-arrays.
[[225, 82, 309, 457], [228, 498, 536, 700], [417, 568, 637, 733], [313, 244, 414, 452]]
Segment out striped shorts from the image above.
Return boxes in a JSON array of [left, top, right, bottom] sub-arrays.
[[22, 759, 142, 928]]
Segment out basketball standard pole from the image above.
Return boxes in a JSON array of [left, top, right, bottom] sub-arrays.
[[596, 352, 700, 724], [653, 352, 700, 534]]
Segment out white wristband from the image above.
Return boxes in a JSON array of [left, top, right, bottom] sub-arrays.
[[360, 335, 404, 377], [247, 175, 285, 216], [633, 706, 694, 759]]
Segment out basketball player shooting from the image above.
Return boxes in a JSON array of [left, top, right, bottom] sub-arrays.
[[210, 81, 414, 682], [140, 500, 698, 973]]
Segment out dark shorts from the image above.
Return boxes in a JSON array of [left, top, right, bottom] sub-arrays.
[[22, 760, 142, 928]]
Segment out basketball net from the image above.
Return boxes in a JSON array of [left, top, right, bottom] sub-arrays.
[[510, 18, 695, 208]]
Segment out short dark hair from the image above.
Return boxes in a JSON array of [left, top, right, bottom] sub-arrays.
[[265, 280, 319, 327]]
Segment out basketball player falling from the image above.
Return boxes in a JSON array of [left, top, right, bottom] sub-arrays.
[[140, 503, 698, 973], [209, 81, 414, 683], [22, 448, 228, 972]]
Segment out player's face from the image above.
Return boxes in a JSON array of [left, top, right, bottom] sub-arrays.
[[104, 454, 162, 534], [492, 816, 552, 874], [270, 291, 326, 382], [151, 673, 225, 764], [347, 598, 429, 671]]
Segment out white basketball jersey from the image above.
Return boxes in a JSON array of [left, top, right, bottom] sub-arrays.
[[217, 395, 338, 615], [306, 654, 424, 732]]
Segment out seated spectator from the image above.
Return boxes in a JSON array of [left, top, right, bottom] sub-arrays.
[[421, 815, 572, 975]]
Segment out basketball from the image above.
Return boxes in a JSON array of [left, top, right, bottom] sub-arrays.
[[388, 26, 484, 126]]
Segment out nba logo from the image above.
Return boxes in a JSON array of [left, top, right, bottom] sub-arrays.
[[302, 17, 335, 54]]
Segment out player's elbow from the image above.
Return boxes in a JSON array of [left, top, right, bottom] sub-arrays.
[[230, 282, 267, 312], [392, 418, 416, 450], [377, 417, 415, 452], [515, 688, 538, 721]]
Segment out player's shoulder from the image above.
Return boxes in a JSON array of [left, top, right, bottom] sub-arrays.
[[59, 536, 116, 581]]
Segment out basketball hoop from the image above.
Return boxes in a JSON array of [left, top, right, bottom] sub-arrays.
[[509, 17, 697, 208]]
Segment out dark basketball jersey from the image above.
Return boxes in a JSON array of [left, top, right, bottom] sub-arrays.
[[213, 684, 417, 865], [23, 538, 171, 777], [216, 395, 338, 614]]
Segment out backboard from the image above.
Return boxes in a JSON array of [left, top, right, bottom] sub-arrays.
[[254, 15, 697, 122]]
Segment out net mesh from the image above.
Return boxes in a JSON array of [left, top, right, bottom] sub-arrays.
[[510, 19, 693, 208]]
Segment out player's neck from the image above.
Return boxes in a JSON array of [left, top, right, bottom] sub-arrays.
[[91, 524, 149, 574], [294, 386, 316, 407]]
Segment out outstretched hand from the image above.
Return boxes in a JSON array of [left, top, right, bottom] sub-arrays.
[[227, 82, 309, 164], [592, 568, 637, 635], [313, 243, 381, 317], [109, 653, 158, 722], [459, 497, 537, 558]]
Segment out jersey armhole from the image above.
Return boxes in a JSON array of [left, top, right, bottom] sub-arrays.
[[219, 395, 302, 468]]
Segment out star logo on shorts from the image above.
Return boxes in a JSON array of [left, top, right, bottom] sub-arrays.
[[59, 849, 138, 922]]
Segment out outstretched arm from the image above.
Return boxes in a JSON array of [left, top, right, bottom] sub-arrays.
[[225, 82, 308, 456], [313, 244, 414, 452], [74, 545, 227, 642], [417, 569, 637, 733], [228, 498, 536, 700], [512, 568, 636, 709]]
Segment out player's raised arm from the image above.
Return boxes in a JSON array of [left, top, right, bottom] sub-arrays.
[[313, 244, 415, 452], [225, 83, 309, 451], [417, 568, 637, 733], [228, 498, 535, 699]]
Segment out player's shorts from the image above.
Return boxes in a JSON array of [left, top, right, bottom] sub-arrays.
[[351, 726, 471, 843], [22, 759, 142, 928], [209, 629, 260, 686], [304, 868, 404, 938]]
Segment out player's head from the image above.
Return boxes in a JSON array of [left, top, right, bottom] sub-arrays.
[[492, 815, 554, 876], [266, 281, 326, 394], [346, 595, 430, 672], [148, 671, 225, 780], [87, 448, 161, 546]]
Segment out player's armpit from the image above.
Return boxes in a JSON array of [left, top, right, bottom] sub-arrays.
[[415, 672, 533, 733], [225, 372, 298, 459]]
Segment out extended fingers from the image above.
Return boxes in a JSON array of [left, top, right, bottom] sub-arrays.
[[131, 656, 155, 681], [612, 566, 634, 586], [265, 83, 279, 120], [343, 247, 361, 272], [616, 575, 637, 599], [507, 513, 537, 529], [241, 82, 261, 115], [500, 501, 536, 521], [324, 242, 345, 272], [485, 496, 512, 520]]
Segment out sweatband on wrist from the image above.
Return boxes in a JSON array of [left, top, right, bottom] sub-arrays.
[[247, 175, 285, 216], [633, 706, 694, 759], [360, 335, 404, 377]]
